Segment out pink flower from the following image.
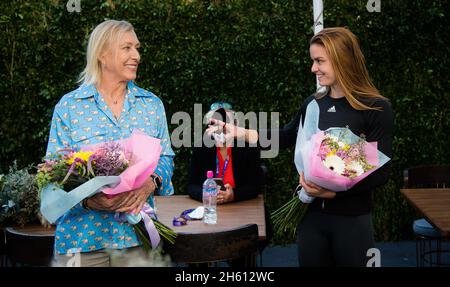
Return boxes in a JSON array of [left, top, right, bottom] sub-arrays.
[[319, 143, 331, 156], [343, 157, 353, 165], [37, 160, 58, 173], [348, 147, 360, 158]]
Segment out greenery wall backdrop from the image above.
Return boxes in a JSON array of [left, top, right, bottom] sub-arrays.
[[1, 0, 449, 243]]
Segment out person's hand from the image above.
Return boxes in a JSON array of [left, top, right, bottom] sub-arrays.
[[115, 178, 156, 214], [207, 119, 258, 144], [206, 119, 240, 146], [217, 184, 235, 204], [299, 172, 336, 199], [86, 191, 134, 212], [87, 178, 156, 213]]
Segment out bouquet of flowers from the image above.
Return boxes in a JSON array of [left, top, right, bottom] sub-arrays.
[[37, 130, 176, 251], [271, 100, 390, 240]]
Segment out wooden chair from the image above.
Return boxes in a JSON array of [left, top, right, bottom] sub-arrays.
[[164, 224, 259, 267], [0, 228, 5, 267], [258, 163, 272, 266], [260, 163, 269, 186], [404, 165, 450, 267], [5, 227, 54, 267]]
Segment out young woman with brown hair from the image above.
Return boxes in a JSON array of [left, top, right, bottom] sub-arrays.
[[208, 27, 393, 266]]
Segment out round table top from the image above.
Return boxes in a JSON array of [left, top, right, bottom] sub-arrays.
[[4, 224, 56, 237]]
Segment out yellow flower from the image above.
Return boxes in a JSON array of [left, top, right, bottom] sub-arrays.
[[327, 150, 336, 157], [67, 151, 94, 165]]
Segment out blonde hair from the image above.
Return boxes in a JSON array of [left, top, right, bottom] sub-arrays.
[[78, 20, 135, 85], [310, 27, 386, 111]]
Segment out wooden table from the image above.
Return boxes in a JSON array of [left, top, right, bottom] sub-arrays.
[[400, 188, 450, 236], [3, 224, 55, 266], [4, 195, 266, 240], [5, 225, 56, 236], [155, 195, 266, 240]]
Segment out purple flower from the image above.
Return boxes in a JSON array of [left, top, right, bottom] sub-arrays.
[[335, 150, 346, 158], [93, 142, 130, 176]]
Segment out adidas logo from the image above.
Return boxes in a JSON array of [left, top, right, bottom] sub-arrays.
[[327, 106, 336, 112]]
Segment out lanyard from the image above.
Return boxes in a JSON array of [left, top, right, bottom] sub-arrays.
[[215, 151, 229, 179]]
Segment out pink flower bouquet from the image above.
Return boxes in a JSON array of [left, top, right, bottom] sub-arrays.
[[38, 130, 176, 250], [300, 127, 385, 194]]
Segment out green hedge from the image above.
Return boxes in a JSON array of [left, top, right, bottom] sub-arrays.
[[1, 0, 449, 243]]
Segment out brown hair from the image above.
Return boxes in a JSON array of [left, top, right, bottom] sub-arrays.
[[310, 27, 387, 111]]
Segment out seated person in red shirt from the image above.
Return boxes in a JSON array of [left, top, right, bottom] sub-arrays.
[[187, 102, 262, 204]]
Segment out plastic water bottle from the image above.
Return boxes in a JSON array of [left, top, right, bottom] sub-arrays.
[[202, 170, 217, 224]]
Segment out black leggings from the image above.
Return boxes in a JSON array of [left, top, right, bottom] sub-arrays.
[[296, 209, 375, 267]]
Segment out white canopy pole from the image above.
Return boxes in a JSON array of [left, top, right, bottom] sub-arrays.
[[313, 0, 324, 90]]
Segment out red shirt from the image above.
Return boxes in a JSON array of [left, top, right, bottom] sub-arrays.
[[216, 147, 236, 188]]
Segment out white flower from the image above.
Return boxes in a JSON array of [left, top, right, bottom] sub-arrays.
[[347, 162, 365, 177], [118, 150, 128, 164], [326, 135, 339, 142], [323, 155, 346, 175]]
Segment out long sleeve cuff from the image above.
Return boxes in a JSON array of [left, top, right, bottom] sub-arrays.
[[154, 155, 174, 195]]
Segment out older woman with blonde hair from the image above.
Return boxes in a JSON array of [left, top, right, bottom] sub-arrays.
[[46, 20, 174, 267], [209, 27, 393, 266]]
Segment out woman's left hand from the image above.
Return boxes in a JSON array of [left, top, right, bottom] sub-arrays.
[[217, 184, 235, 204], [299, 172, 336, 199], [115, 178, 155, 214]]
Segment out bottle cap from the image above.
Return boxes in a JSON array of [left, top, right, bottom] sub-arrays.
[[206, 170, 213, 178]]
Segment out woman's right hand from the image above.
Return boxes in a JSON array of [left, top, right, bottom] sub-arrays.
[[207, 118, 259, 144], [85, 192, 135, 212]]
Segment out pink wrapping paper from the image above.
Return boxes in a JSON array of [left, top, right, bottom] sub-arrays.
[[303, 131, 381, 191], [84, 129, 162, 195]]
